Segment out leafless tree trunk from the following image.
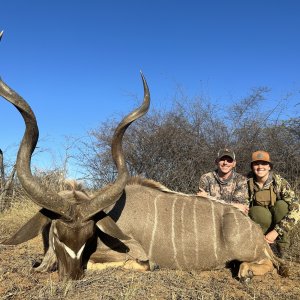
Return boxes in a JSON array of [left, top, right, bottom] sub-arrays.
[[0, 149, 16, 212], [0, 169, 16, 211], [0, 149, 4, 190]]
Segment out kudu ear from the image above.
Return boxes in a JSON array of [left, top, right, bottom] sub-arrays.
[[2, 208, 55, 245], [96, 215, 131, 241]]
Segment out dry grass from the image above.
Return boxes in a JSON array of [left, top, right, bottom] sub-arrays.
[[1, 199, 300, 299]]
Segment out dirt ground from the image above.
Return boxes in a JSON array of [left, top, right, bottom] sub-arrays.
[[1, 236, 300, 299], [1, 203, 300, 300]]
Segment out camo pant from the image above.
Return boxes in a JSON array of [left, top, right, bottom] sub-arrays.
[[249, 200, 290, 254]]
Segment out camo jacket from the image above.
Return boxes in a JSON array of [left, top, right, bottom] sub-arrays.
[[199, 170, 248, 204], [248, 172, 300, 236]]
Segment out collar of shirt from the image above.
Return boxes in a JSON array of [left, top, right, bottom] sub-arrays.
[[213, 170, 235, 185]]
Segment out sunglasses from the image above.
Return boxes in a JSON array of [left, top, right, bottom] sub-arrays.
[[219, 157, 234, 163]]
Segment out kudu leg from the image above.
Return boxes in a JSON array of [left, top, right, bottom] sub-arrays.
[[33, 246, 57, 272], [87, 260, 150, 271], [238, 258, 275, 281], [87, 249, 150, 272]]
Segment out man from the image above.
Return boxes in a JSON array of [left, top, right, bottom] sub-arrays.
[[198, 148, 249, 214], [248, 150, 300, 258]]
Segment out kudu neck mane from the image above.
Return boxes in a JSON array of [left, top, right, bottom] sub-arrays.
[[127, 176, 188, 195], [65, 177, 178, 200]]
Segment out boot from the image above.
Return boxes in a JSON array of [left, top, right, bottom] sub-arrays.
[[276, 233, 290, 259]]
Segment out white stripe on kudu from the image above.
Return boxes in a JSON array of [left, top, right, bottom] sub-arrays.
[[148, 195, 158, 258], [171, 197, 180, 268], [211, 201, 218, 260], [181, 201, 188, 268], [193, 200, 199, 266]]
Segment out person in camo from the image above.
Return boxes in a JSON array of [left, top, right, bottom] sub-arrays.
[[248, 150, 300, 258], [197, 148, 249, 214]]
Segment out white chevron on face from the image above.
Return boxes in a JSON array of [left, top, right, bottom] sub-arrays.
[[63, 243, 86, 260]]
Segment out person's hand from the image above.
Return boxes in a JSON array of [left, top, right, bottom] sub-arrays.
[[231, 203, 249, 215], [265, 229, 278, 244], [197, 188, 208, 197]]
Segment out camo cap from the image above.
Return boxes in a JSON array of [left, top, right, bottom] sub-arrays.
[[251, 150, 271, 163], [217, 148, 235, 160]]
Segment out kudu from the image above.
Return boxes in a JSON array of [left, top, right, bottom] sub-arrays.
[[1, 76, 285, 282], [1, 33, 285, 282]]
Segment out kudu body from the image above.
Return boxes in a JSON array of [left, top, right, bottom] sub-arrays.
[[92, 178, 283, 279]]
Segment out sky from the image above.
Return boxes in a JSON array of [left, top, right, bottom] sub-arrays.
[[1, 0, 300, 178]]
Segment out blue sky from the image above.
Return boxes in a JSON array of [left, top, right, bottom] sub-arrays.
[[1, 1, 300, 177]]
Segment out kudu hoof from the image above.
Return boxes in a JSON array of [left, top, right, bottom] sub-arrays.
[[240, 269, 254, 283]]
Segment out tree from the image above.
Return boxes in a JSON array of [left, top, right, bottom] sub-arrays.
[[76, 87, 300, 194]]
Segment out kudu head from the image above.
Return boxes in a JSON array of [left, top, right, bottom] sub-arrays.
[[0, 75, 150, 279], [0, 33, 150, 279]]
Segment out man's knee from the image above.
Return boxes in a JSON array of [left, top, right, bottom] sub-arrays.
[[273, 200, 289, 223], [249, 206, 272, 234]]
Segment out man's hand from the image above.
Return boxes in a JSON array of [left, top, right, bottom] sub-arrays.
[[231, 203, 249, 215], [197, 188, 208, 197], [265, 229, 278, 244]]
